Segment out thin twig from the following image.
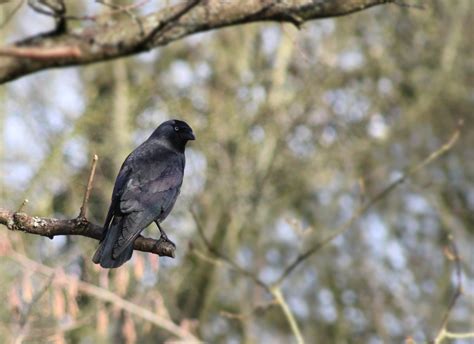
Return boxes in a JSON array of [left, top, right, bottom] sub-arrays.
[[275, 120, 462, 285], [16, 199, 29, 213], [271, 286, 305, 344], [27, 0, 59, 17], [432, 234, 464, 344], [28, 0, 66, 32], [79, 154, 98, 219]]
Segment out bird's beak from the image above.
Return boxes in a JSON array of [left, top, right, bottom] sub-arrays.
[[184, 131, 195, 141]]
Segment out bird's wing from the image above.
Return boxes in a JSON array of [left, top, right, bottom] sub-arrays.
[[102, 162, 132, 234], [119, 149, 184, 214]]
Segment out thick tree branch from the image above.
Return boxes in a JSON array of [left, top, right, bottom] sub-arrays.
[[0, 0, 394, 83], [0, 208, 176, 258]]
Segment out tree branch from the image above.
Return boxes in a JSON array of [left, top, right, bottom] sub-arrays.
[[0, 0, 394, 83], [0, 208, 176, 258]]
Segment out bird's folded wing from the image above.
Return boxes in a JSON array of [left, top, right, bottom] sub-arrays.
[[119, 163, 183, 213]]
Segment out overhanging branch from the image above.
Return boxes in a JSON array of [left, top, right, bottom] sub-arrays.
[[0, 0, 394, 83]]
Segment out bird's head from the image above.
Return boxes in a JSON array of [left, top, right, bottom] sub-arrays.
[[152, 119, 195, 151]]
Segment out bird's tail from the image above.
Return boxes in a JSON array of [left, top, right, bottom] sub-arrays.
[[92, 216, 134, 268]]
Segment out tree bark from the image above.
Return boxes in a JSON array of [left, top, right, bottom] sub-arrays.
[[0, 0, 393, 84], [0, 208, 176, 258]]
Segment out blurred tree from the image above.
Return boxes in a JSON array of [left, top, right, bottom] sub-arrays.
[[1, 0, 473, 343]]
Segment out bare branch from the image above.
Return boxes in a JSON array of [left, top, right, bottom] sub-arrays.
[[0, 208, 176, 258], [0, 0, 395, 83], [78, 154, 98, 219], [275, 120, 463, 285]]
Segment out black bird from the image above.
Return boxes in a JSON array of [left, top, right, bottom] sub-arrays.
[[93, 119, 195, 268]]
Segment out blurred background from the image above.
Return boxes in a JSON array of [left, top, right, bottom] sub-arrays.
[[0, 1, 473, 343]]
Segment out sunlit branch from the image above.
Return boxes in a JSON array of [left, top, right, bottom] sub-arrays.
[[0, 0, 395, 83]]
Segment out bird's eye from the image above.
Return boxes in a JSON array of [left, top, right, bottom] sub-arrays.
[[174, 126, 180, 132]]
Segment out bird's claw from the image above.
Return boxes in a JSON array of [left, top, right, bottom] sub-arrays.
[[159, 234, 176, 249]]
